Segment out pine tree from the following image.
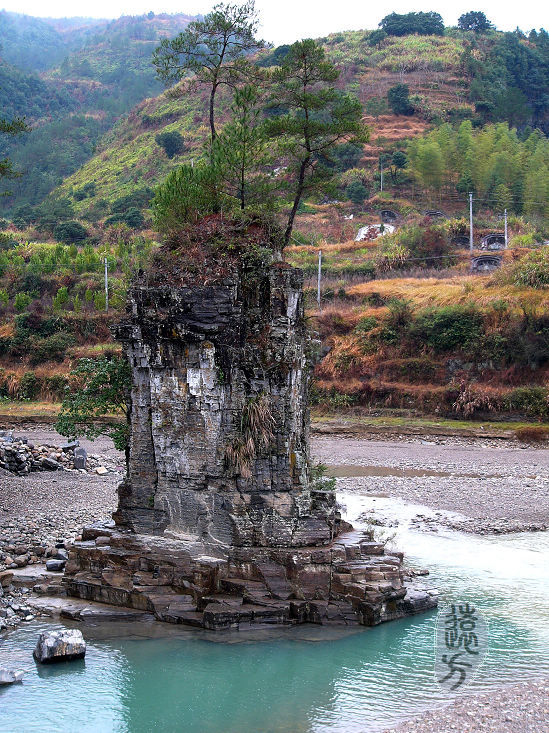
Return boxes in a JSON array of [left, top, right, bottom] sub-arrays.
[[265, 39, 367, 245], [153, 2, 264, 145], [211, 85, 271, 210]]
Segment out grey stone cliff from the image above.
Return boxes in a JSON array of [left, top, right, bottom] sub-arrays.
[[63, 231, 437, 629]]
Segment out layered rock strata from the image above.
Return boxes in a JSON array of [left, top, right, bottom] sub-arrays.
[[64, 249, 437, 628]]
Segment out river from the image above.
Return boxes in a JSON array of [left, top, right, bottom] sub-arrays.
[[1, 492, 548, 733]]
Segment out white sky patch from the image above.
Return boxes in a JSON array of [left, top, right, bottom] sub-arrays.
[[0, 1, 544, 45]]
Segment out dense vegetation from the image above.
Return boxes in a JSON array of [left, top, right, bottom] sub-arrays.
[[0, 12, 193, 213], [407, 122, 549, 218]]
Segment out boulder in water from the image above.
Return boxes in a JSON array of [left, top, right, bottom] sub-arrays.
[[33, 629, 86, 664], [0, 668, 24, 685]]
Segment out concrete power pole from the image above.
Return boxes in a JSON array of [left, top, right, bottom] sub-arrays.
[[380, 161, 384, 192], [104, 256, 109, 313], [504, 208, 508, 248], [317, 250, 322, 310], [469, 193, 474, 254]]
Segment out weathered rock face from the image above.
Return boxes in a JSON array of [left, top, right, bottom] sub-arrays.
[[112, 265, 337, 549], [64, 240, 437, 629], [33, 628, 86, 663]]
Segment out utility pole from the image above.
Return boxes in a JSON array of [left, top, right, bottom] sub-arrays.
[[469, 192, 474, 254], [504, 208, 508, 248], [380, 160, 384, 192], [104, 256, 109, 313], [317, 250, 322, 311]]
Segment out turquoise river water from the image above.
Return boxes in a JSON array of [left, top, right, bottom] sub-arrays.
[[1, 492, 548, 733]]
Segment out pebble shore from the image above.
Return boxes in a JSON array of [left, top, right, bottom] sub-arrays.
[[314, 434, 549, 534], [385, 678, 549, 732]]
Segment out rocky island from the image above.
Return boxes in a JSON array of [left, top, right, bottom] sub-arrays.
[[62, 218, 437, 629]]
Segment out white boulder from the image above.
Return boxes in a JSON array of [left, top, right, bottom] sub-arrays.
[[33, 628, 86, 664]]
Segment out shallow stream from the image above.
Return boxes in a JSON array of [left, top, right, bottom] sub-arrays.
[[1, 492, 548, 733]]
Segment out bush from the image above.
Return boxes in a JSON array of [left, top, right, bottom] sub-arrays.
[[506, 386, 549, 420], [30, 333, 73, 366], [155, 131, 185, 159], [52, 286, 69, 311], [388, 84, 414, 116], [18, 371, 40, 400], [54, 220, 88, 244], [331, 143, 363, 171], [368, 29, 387, 47], [501, 249, 549, 288], [411, 305, 484, 353], [105, 208, 144, 229], [379, 298, 413, 343], [14, 292, 32, 313], [354, 315, 378, 333], [110, 188, 154, 215], [346, 181, 368, 205], [44, 374, 69, 400]]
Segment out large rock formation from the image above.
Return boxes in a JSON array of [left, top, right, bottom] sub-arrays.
[[64, 220, 437, 628]]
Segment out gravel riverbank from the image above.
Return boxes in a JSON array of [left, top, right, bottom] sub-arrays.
[[314, 434, 549, 534], [384, 678, 549, 732]]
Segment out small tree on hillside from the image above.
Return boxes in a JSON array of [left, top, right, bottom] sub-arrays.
[[54, 220, 88, 244], [155, 130, 185, 158], [265, 39, 367, 245], [387, 84, 414, 115], [390, 150, 408, 183], [153, 2, 264, 145]]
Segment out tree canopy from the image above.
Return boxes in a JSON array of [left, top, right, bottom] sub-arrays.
[[457, 11, 494, 33], [379, 12, 444, 37], [265, 39, 367, 244], [153, 2, 264, 143], [55, 356, 131, 460]]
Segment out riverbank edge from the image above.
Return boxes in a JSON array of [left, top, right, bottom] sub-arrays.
[[1, 401, 549, 441], [384, 677, 549, 733]]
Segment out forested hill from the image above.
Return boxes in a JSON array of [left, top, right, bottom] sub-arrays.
[[50, 23, 549, 219], [0, 11, 195, 211], [1, 12, 548, 219], [0, 12, 106, 72]]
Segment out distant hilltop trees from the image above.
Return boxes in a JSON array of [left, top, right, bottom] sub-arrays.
[[379, 10, 496, 36], [379, 11, 445, 37]]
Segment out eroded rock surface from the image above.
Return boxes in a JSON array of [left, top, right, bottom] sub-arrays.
[[33, 628, 86, 663], [63, 228, 437, 629]]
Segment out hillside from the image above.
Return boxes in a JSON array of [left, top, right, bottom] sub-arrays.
[[51, 26, 548, 218], [0, 17, 547, 426], [0, 12, 194, 212], [0, 11, 107, 72]]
